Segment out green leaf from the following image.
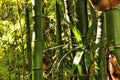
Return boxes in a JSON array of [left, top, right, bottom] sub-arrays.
[[66, 22, 83, 47], [84, 51, 91, 71], [85, 21, 97, 45], [77, 65, 82, 74], [73, 51, 84, 65], [91, 42, 101, 52]]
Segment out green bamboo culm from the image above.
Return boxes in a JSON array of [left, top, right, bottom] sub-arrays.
[[25, 0, 32, 79], [33, 0, 43, 80], [103, 6, 120, 64], [56, 0, 63, 80], [75, 0, 89, 79], [75, 0, 88, 38]]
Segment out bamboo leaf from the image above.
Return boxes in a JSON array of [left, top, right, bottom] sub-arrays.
[[77, 65, 82, 74], [66, 21, 83, 47], [91, 42, 101, 52], [84, 51, 91, 71], [85, 21, 97, 45], [73, 51, 84, 65]]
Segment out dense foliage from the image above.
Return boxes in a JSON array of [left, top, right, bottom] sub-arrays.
[[1, 0, 120, 80]]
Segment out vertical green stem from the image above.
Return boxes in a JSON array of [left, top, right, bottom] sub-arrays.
[[25, 0, 32, 79], [103, 8, 120, 64], [75, 0, 88, 79], [33, 0, 43, 80], [56, 0, 63, 80]]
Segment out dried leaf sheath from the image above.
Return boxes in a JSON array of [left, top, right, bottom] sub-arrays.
[[108, 54, 120, 80], [89, 0, 120, 11]]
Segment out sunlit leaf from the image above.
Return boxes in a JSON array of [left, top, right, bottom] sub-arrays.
[[66, 22, 83, 47], [73, 51, 84, 65]]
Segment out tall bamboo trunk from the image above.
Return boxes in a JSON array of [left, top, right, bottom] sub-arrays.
[[103, 5, 120, 80], [103, 8, 120, 62], [25, 0, 32, 80], [75, 0, 88, 79], [56, 0, 63, 80], [76, 0, 88, 38], [33, 0, 43, 80]]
